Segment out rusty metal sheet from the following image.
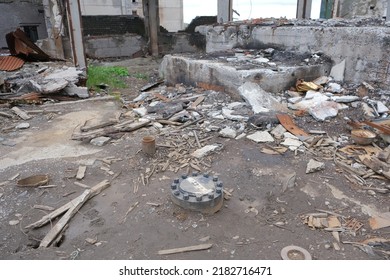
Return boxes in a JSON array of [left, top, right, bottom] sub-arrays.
[[0, 56, 25, 71], [276, 113, 309, 137], [5, 28, 51, 61]]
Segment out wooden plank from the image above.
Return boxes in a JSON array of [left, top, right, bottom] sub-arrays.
[[25, 180, 110, 229], [369, 212, 390, 230], [276, 114, 309, 137], [190, 96, 205, 109], [11, 106, 31, 120], [76, 165, 87, 180], [40, 190, 92, 247], [74, 181, 91, 189], [71, 119, 150, 141], [363, 121, 390, 135], [360, 155, 390, 180], [81, 119, 117, 132], [158, 243, 213, 255], [0, 111, 13, 118]]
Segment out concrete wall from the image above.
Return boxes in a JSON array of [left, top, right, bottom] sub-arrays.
[[80, 0, 123, 15], [79, 0, 184, 32], [84, 33, 203, 59], [0, 0, 47, 48], [200, 24, 390, 89], [338, 0, 387, 18], [84, 34, 146, 58], [159, 0, 184, 31]]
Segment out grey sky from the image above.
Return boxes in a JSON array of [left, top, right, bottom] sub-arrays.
[[183, 0, 322, 23]]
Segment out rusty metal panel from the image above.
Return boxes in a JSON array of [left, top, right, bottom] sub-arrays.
[[0, 56, 25, 71], [5, 28, 51, 61]]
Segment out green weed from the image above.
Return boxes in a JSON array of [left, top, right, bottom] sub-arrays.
[[87, 65, 129, 91]]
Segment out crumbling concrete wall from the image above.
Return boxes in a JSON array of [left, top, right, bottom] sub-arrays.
[[84, 34, 146, 59], [200, 24, 390, 89], [338, 0, 387, 18], [0, 0, 48, 49], [84, 33, 203, 59]]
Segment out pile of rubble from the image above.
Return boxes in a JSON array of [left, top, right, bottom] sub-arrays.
[[1, 62, 88, 103]]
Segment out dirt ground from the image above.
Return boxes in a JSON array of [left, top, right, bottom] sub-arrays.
[[0, 57, 388, 260]]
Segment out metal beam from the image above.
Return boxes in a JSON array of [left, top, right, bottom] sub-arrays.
[[65, 0, 86, 69]]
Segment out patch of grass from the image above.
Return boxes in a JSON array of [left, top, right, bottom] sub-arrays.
[[130, 72, 149, 80], [87, 66, 129, 91]]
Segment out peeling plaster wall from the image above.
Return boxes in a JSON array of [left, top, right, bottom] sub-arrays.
[[338, 0, 387, 18], [0, 0, 48, 48], [201, 24, 390, 89]]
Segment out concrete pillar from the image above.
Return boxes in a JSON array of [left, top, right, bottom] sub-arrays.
[[296, 0, 313, 19], [65, 0, 86, 69], [143, 0, 159, 57], [387, 0, 390, 21], [42, 0, 64, 59], [217, 0, 232, 23]]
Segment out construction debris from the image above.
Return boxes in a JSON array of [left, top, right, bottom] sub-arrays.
[[25, 180, 110, 247], [306, 159, 325, 174], [158, 243, 213, 255]]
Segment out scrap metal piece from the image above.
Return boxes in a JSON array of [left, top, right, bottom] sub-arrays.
[[170, 173, 223, 214], [0, 56, 25, 71], [5, 28, 52, 61], [281, 245, 312, 260]]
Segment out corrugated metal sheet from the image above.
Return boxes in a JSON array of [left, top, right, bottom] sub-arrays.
[[0, 56, 25, 71]]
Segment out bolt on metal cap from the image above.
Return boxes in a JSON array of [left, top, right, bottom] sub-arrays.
[[208, 192, 215, 199], [192, 172, 198, 177], [174, 178, 180, 184], [183, 193, 189, 200], [217, 181, 223, 188], [171, 183, 177, 190], [181, 174, 188, 179], [216, 187, 222, 194], [203, 173, 209, 178], [196, 195, 203, 201], [213, 176, 218, 182], [174, 190, 180, 196]]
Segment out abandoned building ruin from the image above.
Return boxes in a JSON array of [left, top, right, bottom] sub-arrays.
[[1, 0, 390, 262]]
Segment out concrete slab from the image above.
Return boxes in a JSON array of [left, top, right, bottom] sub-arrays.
[[160, 54, 332, 97]]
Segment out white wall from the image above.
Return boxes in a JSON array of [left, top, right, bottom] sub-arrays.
[[80, 0, 184, 32]]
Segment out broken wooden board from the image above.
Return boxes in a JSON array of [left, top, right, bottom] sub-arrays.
[[339, 145, 381, 156], [71, 119, 151, 141], [369, 212, 390, 230], [81, 119, 118, 132], [363, 120, 390, 135], [40, 190, 92, 247], [11, 106, 31, 120], [158, 243, 212, 255], [276, 114, 309, 137], [359, 155, 390, 180], [190, 96, 205, 109], [25, 180, 110, 229], [140, 79, 164, 92]]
